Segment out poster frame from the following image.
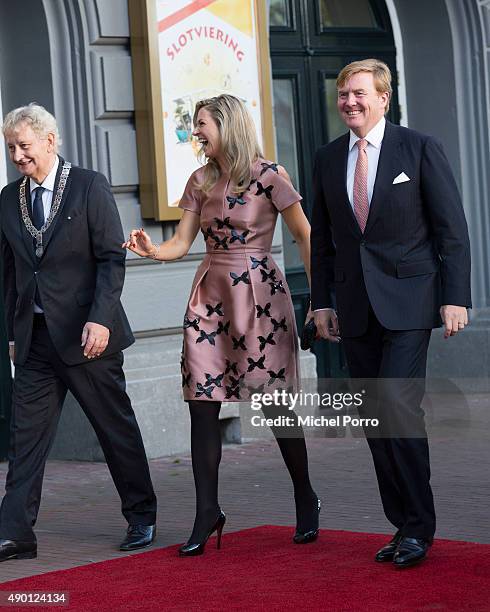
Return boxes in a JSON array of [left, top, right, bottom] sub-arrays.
[[128, 0, 276, 221]]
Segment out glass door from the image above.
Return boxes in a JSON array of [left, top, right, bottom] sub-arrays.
[[269, 0, 398, 377]]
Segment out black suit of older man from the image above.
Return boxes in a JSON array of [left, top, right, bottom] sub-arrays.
[[311, 121, 471, 550], [0, 156, 156, 553]]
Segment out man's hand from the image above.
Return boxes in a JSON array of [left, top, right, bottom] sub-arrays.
[[81, 322, 110, 358], [8, 343, 14, 362], [440, 305, 468, 339], [314, 309, 341, 343]]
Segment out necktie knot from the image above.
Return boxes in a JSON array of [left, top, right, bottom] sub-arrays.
[[357, 138, 368, 152]]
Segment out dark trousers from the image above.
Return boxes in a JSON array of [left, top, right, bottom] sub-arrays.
[[342, 306, 435, 540], [0, 315, 156, 541]]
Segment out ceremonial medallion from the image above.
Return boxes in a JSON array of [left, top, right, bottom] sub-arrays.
[[19, 161, 71, 258]]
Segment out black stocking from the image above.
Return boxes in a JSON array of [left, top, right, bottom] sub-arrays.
[[262, 405, 319, 533], [187, 400, 222, 544]]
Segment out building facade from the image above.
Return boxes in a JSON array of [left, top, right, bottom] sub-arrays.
[[0, 0, 489, 458]]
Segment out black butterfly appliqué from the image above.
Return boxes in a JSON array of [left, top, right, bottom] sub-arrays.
[[183, 315, 200, 331], [225, 360, 239, 375], [271, 317, 288, 332], [206, 303, 224, 317], [225, 385, 240, 400], [213, 235, 229, 250], [232, 335, 247, 350], [248, 383, 265, 395], [230, 271, 250, 286], [226, 195, 247, 209], [267, 368, 286, 385], [182, 372, 191, 388], [247, 355, 266, 372], [229, 373, 245, 388], [260, 269, 277, 283], [255, 303, 272, 318], [215, 217, 234, 230], [216, 320, 230, 336], [256, 182, 274, 200], [260, 162, 278, 176], [258, 332, 276, 352], [250, 256, 268, 270], [196, 382, 214, 398], [196, 330, 217, 345], [230, 229, 250, 244], [269, 280, 286, 295], [205, 372, 224, 388]]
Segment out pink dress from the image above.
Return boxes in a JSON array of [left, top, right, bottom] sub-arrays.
[[179, 159, 301, 402]]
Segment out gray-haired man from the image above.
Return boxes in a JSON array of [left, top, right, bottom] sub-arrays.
[[0, 103, 156, 561]]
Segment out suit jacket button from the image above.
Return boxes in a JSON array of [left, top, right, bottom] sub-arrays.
[[360, 241, 366, 247]]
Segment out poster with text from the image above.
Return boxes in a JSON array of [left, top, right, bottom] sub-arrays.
[[156, 0, 263, 206]]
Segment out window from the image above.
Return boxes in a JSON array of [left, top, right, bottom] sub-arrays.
[[270, 0, 291, 27], [319, 0, 378, 29], [272, 78, 300, 186]]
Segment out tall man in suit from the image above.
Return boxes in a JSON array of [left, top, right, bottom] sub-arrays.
[[311, 60, 471, 567], [0, 103, 157, 561]]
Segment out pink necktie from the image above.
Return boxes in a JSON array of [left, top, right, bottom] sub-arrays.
[[353, 138, 369, 232]]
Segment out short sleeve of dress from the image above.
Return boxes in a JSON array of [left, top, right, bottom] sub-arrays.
[[178, 169, 203, 215], [259, 165, 302, 212]]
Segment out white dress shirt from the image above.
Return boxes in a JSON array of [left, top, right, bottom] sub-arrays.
[[314, 117, 386, 312], [30, 156, 60, 313], [29, 156, 60, 223], [346, 116, 386, 209]]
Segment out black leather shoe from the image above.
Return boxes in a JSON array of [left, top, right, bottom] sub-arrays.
[[375, 532, 403, 562], [0, 539, 37, 562], [119, 524, 156, 551], [293, 499, 321, 544], [393, 537, 431, 568]]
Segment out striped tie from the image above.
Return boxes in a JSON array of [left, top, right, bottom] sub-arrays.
[[353, 138, 369, 232]]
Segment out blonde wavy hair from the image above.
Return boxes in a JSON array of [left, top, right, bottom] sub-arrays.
[[193, 94, 263, 194], [337, 59, 392, 114]]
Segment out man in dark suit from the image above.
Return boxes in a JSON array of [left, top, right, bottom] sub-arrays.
[[0, 103, 157, 561], [311, 60, 471, 567]]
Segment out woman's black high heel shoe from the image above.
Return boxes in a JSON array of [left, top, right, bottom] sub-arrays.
[[293, 499, 321, 544], [179, 511, 226, 557]]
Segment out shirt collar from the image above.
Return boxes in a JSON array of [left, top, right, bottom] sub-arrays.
[[29, 156, 60, 194], [349, 117, 386, 151]]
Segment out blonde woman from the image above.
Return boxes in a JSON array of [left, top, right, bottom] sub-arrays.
[[124, 94, 319, 556]]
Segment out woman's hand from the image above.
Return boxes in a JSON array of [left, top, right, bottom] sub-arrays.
[[122, 228, 155, 258]]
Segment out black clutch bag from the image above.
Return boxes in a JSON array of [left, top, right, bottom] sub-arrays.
[[300, 318, 317, 350]]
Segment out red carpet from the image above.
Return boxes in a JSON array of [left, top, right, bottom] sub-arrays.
[[2, 527, 489, 611]]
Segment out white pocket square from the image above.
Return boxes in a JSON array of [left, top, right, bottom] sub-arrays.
[[393, 172, 410, 184]]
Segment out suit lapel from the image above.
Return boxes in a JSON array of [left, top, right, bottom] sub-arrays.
[[39, 157, 72, 256], [364, 121, 401, 234]]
